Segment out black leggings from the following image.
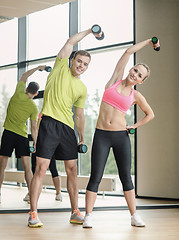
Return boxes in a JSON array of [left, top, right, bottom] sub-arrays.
[[31, 153, 59, 178], [87, 129, 134, 192]]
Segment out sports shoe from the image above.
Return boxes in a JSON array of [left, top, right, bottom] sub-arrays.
[[70, 209, 84, 224], [28, 211, 43, 228], [83, 213, 92, 228], [55, 193, 63, 201], [131, 213, 145, 227], [0, 193, 1, 203], [23, 193, 30, 202]]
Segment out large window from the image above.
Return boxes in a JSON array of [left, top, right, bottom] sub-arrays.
[[0, 19, 18, 66], [79, 0, 133, 49], [0, 0, 135, 194], [27, 4, 69, 60]]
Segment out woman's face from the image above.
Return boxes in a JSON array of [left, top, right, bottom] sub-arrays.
[[128, 65, 148, 84]]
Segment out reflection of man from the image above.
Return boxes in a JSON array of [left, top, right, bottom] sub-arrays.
[[28, 27, 100, 228], [0, 66, 43, 203]]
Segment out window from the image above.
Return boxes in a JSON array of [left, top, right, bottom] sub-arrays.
[[0, 66, 17, 170], [27, 4, 69, 60], [27, 59, 55, 91], [0, 19, 18, 66], [79, 0, 133, 49]]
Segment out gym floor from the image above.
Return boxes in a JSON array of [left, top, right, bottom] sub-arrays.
[[0, 185, 179, 240]]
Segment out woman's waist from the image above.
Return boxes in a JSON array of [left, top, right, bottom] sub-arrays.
[[96, 115, 127, 131]]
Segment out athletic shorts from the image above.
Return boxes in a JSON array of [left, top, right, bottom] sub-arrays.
[[36, 116, 78, 160], [0, 129, 30, 158]]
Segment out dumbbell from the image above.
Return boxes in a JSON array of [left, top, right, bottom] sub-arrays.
[[39, 66, 52, 72], [78, 144, 88, 153], [152, 36, 160, 51], [127, 128, 135, 134], [91, 24, 105, 40], [29, 146, 35, 153]]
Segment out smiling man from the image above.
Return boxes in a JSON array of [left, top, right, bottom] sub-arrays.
[[28, 27, 101, 228]]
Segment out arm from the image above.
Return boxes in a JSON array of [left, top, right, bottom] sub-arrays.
[[19, 65, 46, 83], [127, 91, 154, 130], [58, 29, 92, 59], [105, 39, 153, 89], [74, 107, 85, 145], [30, 120, 38, 151]]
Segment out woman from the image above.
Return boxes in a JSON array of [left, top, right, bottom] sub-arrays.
[[83, 38, 159, 228]]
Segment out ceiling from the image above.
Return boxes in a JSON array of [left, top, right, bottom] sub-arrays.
[[0, 0, 74, 23]]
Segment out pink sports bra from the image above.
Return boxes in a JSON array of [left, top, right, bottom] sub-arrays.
[[102, 80, 135, 113]]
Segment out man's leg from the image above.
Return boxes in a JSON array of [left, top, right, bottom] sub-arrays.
[[64, 159, 78, 211], [28, 157, 50, 228], [21, 156, 33, 194], [0, 156, 8, 202], [30, 157, 50, 212]]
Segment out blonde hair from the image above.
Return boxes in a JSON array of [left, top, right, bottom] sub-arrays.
[[134, 63, 150, 81]]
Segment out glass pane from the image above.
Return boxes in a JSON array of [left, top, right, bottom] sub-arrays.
[[27, 4, 69, 60], [79, 48, 134, 193], [27, 58, 56, 91], [0, 67, 17, 170], [0, 19, 18, 66], [79, 0, 133, 49]]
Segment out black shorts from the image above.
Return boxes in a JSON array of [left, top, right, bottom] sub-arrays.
[[0, 129, 30, 158], [36, 116, 78, 160]]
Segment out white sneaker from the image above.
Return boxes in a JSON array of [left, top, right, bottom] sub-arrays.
[[23, 193, 30, 202], [83, 213, 93, 228], [55, 193, 63, 201], [0, 193, 1, 203], [131, 213, 145, 227]]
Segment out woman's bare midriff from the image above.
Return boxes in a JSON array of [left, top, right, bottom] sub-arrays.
[[96, 101, 127, 131]]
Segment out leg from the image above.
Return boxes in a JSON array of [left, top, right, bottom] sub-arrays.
[[124, 189, 136, 215], [31, 153, 36, 175], [21, 156, 33, 194], [30, 156, 50, 212], [49, 155, 61, 196], [64, 159, 78, 211], [113, 132, 145, 227], [86, 129, 110, 214], [83, 130, 111, 228], [0, 156, 8, 198], [113, 132, 135, 215]]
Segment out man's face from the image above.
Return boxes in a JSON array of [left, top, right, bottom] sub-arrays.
[[71, 54, 90, 77]]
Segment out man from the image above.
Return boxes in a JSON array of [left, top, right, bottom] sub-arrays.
[[28, 27, 101, 228], [0, 66, 44, 203]]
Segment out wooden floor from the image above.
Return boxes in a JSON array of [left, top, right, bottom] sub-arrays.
[[0, 185, 179, 240], [0, 209, 179, 240]]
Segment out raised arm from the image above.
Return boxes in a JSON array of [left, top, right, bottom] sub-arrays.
[[58, 29, 93, 59], [105, 38, 157, 89], [74, 107, 85, 145], [19, 65, 46, 83]]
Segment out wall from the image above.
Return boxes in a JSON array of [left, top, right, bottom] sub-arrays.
[[135, 0, 179, 198]]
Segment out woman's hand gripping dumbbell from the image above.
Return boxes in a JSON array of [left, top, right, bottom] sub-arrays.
[[152, 36, 160, 51]]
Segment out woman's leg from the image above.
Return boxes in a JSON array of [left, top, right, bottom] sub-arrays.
[[113, 132, 135, 215], [86, 130, 111, 213], [49, 155, 61, 196]]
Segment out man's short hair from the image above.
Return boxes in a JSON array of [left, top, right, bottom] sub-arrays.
[[27, 82, 40, 95], [73, 50, 91, 60]]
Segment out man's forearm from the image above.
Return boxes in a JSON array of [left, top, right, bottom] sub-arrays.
[[67, 29, 92, 47], [75, 116, 85, 144]]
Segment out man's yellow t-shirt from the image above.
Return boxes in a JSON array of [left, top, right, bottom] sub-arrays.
[[42, 57, 87, 129], [3, 81, 38, 138]]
